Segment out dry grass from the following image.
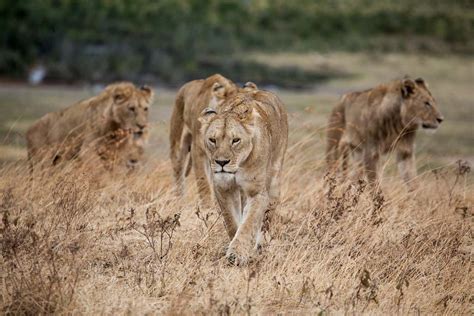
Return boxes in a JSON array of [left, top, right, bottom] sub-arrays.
[[1, 116, 472, 314], [1, 53, 473, 314]]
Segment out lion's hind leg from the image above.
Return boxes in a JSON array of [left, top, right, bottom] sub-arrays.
[[172, 131, 192, 197], [191, 144, 213, 209]]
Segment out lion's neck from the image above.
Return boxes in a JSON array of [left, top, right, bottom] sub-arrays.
[[101, 117, 121, 136], [96, 104, 121, 137]]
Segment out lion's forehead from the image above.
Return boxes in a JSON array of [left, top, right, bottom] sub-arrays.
[[111, 86, 151, 105], [207, 116, 247, 138], [127, 95, 151, 108], [207, 117, 226, 132]]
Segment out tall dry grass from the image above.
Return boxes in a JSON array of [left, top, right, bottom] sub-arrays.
[[0, 113, 472, 315]]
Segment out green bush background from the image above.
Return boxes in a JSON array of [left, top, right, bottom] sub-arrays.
[[0, 0, 472, 86]]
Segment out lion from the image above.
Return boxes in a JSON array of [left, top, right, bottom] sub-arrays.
[[95, 127, 149, 172], [199, 90, 288, 265], [169, 74, 257, 208], [326, 77, 444, 185], [26, 82, 153, 172]]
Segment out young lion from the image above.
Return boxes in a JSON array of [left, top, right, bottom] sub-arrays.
[[199, 91, 288, 265], [96, 127, 149, 172], [326, 77, 444, 185], [26, 82, 153, 170], [169, 74, 257, 208]]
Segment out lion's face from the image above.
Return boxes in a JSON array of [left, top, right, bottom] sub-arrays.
[[125, 130, 148, 170], [400, 78, 444, 129], [110, 85, 153, 134], [200, 106, 256, 183], [125, 143, 145, 170]]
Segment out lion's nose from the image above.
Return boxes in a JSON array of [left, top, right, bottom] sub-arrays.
[[437, 117, 444, 124], [215, 159, 230, 167], [127, 159, 139, 169]]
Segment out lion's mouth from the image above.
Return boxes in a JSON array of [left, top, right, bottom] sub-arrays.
[[214, 170, 236, 174], [422, 123, 438, 129]]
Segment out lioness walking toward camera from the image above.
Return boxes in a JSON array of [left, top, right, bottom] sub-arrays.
[[169, 74, 257, 208], [26, 82, 153, 170], [326, 77, 443, 184], [199, 91, 288, 265]]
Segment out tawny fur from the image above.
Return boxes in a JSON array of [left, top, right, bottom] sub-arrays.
[[26, 82, 153, 171], [199, 90, 288, 265], [326, 77, 444, 185], [96, 128, 149, 172], [169, 74, 257, 208]]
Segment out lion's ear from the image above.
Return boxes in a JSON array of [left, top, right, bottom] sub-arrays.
[[212, 82, 226, 99], [414, 77, 428, 89], [198, 108, 217, 125], [243, 81, 258, 92], [401, 79, 416, 98], [140, 85, 154, 102]]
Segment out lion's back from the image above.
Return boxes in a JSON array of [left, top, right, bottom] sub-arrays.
[[181, 79, 206, 124], [341, 84, 391, 135], [26, 97, 96, 157], [253, 90, 289, 148]]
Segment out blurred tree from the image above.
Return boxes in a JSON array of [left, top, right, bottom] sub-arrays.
[[0, 0, 472, 85]]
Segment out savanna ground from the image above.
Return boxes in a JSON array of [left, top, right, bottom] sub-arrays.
[[0, 53, 473, 314]]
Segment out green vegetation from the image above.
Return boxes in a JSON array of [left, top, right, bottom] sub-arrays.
[[0, 0, 472, 86]]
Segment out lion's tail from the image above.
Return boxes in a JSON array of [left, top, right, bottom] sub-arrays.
[[326, 99, 346, 173]]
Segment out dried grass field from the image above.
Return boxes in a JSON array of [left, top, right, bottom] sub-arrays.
[[1, 53, 473, 314]]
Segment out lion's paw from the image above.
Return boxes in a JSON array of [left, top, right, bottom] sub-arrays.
[[226, 241, 252, 266]]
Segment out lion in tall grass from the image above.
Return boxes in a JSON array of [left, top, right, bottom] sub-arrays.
[[326, 77, 444, 184], [26, 82, 153, 170], [96, 127, 149, 172], [169, 74, 257, 208], [199, 90, 288, 265]]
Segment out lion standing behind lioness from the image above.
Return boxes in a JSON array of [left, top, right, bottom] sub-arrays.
[[326, 77, 444, 185], [26, 82, 153, 171], [169, 74, 257, 208]]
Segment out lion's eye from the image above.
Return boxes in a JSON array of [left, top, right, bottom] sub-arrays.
[[425, 102, 432, 108], [144, 107, 148, 112], [129, 106, 136, 113], [232, 138, 241, 144], [209, 138, 216, 144]]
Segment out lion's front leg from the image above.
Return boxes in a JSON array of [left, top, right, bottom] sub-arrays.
[[214, 185, 241, 241], [396, 145, 416, 189], [364, 148, 380, 184], [226, 192, 269, 265], [192, 144, 213, 209]]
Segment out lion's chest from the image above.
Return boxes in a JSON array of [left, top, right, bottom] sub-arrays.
[[235, 172, 262, 196]]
